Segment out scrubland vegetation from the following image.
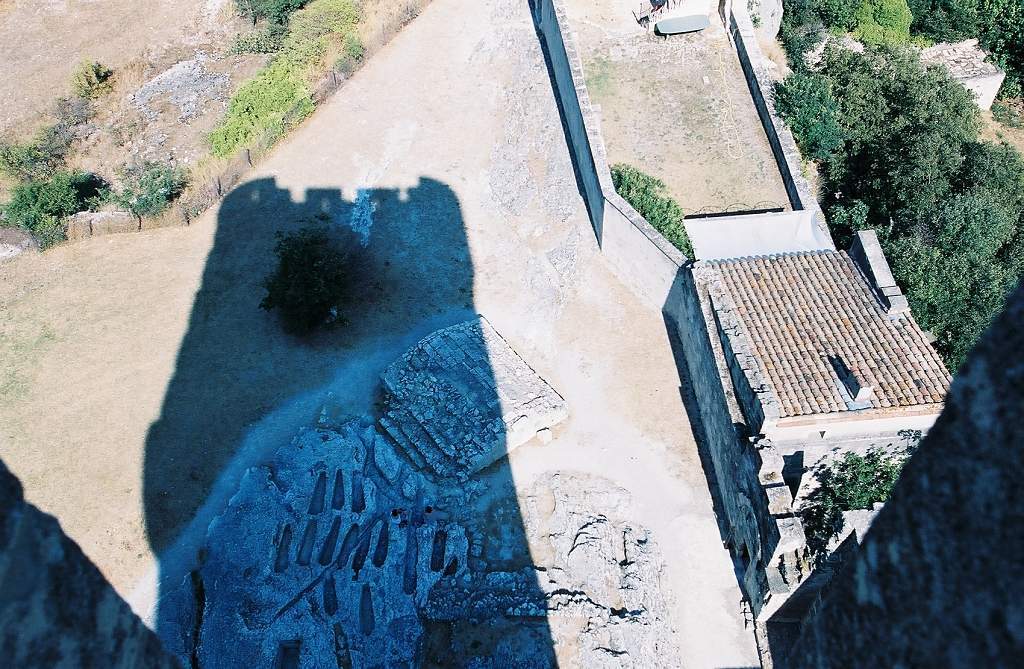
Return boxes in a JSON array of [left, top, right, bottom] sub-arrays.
[[210, 0, 362, 157]]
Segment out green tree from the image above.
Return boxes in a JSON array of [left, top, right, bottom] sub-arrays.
[[610, 164, 692, 257], [801, 447, 907, 561], [773, 73, 844, 160], [854, 0, 913, 45], [260, 226, 355, 335], [816, 0, 861, 30], [819, 46, 978, 223], [890, 194, 1023, 369]]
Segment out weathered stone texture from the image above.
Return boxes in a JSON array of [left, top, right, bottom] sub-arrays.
[[787, 285, 1024, 668], [0, 459, 179, 669], [380, 317, 568, 480]]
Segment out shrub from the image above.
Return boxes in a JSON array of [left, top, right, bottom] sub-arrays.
[[335, 32, 365, 75], [210, 0, 361, 157], [260, 226, 356, 334], [992, 100, 1023, 128], [816, 0, 861, 29], [0, 97, 91, 182], [114, 162, 189, 218], [236, 0, 309, 24], [230, 27, 286, 54], [71, 60, 113, 98], [2, 171, 104, 247], [800, 447, 908, 561], [854, 0, 913, 45], [610, 164, 692, 257], [773, 73, 844, 160]]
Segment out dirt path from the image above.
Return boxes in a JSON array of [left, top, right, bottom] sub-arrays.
[[0, 0, 758, 665]]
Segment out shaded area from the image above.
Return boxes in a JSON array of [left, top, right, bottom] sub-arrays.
[[0, 459, 178, 668], [144, 176, 555, 665]]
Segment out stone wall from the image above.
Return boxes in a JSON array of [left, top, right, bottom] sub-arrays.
[[726, 2, 828, 239], [532, 0, 688, 310], [663, 270, 807, 622], [0, 459, 179, 668], [532, 0, 821, 622], [786, 284, 1024, 668]]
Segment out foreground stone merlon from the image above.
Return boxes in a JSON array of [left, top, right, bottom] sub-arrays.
[[380, 317, 569, 480], [0, 460, 179, 668]]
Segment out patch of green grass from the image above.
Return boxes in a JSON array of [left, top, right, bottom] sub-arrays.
[[585, 57, 615, 99], [0, 325, 57, 402]]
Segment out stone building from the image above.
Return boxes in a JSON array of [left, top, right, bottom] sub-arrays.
[[686, 230, 951, 634], [920, 39, 1005, 110]]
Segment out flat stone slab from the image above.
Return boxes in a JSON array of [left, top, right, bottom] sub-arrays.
[[380, 317, 568, 480]]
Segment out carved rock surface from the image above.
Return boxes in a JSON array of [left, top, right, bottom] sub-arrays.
[[380, 317, 568, 480]]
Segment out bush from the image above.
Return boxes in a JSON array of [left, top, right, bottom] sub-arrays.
[[2, 171, 103, 247], [210, 0, 361, 157], [816, 0, 861, 29], [800, 447, 908, 561], [114, 162, 189, 218], [610, 164, 692, 257], [230, 27, 286, 54], [854, 0, 913, 45], [260, 226, 355, 334], [236, 0, 309, 24], [773, 73, 844, 160], [0, 98, 90, 182], [335, 32, 365, 75], [71, 60, 113, 98]]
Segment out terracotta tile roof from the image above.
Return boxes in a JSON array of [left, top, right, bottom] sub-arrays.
[[706, 251, 951, 419]]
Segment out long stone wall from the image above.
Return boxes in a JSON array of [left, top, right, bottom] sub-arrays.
[[532, 0, 815, 625], [726, 3, 822, 222], [532, 0, 687, 309]]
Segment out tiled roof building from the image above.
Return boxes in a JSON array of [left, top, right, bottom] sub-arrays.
[[697, 233, 951, 440]]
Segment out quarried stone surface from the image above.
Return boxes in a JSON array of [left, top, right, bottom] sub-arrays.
[[380, 317, 568, 480]]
